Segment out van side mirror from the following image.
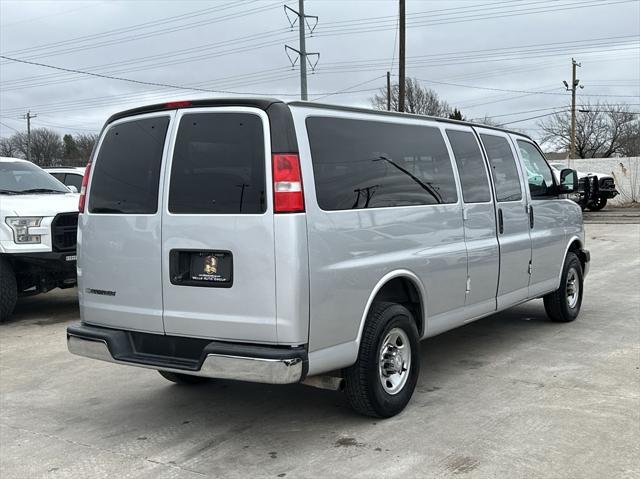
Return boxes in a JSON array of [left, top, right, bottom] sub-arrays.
[[559, 168, 578, 193], [68, 185, 78, 193]]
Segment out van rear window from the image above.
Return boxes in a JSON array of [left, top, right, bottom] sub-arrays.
[[89, 116, 169, 214], [168, 113, 266, 214], [306, 117, 457, 210]]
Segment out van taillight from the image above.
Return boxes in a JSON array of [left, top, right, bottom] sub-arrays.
[[78, 162, 92, 213], [272, 153, 304, 213]]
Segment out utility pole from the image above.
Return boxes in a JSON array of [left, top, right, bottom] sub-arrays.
[[398, 0, 406, 112], [284, 1, 319, 101], [563, 58, 582, 162], [386, 71, 391, 111], [22, 110, 37, 163]]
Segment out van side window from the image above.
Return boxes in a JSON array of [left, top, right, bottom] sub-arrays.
[[89, 116, 170, 214], [306, 117, 457, 210], [517, 140, 555, 198], [169, 113, 266, 214], [480, 134, 522, 202], [446, 130, 491, 203]]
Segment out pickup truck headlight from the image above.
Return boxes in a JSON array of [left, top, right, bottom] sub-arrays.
[[5, 217, 44, 244]]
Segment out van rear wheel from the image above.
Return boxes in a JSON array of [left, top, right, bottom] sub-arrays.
[[543, 252, 583, 322], [344, 302, 420, 418], [158, 370, 210, 385]]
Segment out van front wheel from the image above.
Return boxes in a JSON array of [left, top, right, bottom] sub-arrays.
[[344, 302, 420, 418], [158, 370, 210, 385], [543, 252, 583, 322]]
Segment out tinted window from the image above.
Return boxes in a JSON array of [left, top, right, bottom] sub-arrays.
[[90, 116, 169, 214], [306, 117, 457, 210], [50, 173, 65, 182], [517, 140, 555, 198], [169, 113, 265, 214], [65, 173, 83, 190], [480, 134, 522, 202], [446, 130, 491, 203]]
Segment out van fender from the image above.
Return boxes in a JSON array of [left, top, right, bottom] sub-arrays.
[[557, 235, 583, 289], [306, 270, 427, 376], [356, 269, 428, 345]]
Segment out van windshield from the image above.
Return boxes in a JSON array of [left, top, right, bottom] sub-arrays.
[[0, 161, 68, 194]]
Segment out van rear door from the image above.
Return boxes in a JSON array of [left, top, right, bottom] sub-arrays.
[[80, 112, 173, 333], [160, 108, 278, 343]]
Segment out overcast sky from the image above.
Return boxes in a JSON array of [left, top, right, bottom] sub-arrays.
[[0, 0, 638, 146]]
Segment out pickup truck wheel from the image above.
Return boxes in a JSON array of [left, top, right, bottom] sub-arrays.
[[543, 252, 583, 322], [344, 302, 420, 418], [0, 258, 17, 322], [588, 196, 607, 211], [158, 370, 210, 384]]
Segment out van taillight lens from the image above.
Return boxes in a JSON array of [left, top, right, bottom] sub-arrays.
[[272, 153, 304, 213], [78, 162, 92, 213]]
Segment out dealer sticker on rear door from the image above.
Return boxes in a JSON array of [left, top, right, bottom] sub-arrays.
[[190, 252, 231, 283]]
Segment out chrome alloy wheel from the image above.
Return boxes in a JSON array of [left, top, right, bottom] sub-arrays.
[[378, 327, 411, 395], [566, 267, 580, 309]]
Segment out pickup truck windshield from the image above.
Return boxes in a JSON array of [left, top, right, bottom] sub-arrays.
[[0, 161, 69, 194]]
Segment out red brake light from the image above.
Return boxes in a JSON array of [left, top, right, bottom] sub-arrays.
[[165, 100, 192, 109], [272, 153, 304, 213], [78, 162, 92, 213]]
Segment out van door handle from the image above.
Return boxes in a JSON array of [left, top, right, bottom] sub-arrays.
[[498, 208, 504, 234], [528, 205, 534, 229]]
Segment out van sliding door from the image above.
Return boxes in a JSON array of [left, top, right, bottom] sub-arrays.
[[476, 128, 532, 309]]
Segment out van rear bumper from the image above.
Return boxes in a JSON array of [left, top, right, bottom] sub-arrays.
[[67, 323, 307, 384]]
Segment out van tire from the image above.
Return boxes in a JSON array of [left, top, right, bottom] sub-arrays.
[[344, 302, 420, 418], [0, 258, 17, 322], [543, 252, 583, 322], [158, 370, 210, 385]]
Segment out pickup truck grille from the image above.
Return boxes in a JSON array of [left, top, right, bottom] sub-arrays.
[[599, 177, 615, 189], [52, 212, 78, 252]]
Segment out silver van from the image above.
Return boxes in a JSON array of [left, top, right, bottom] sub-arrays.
[[67, 99, 590, 417]]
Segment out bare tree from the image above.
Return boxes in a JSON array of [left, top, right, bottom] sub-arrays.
[[0, 137, 20, 157], [9, 128, 63, 166], [74, 133, 99, 164], [619, 120, 640, 157], [371, 77, 452, 117], [538, 102, 638, 158]]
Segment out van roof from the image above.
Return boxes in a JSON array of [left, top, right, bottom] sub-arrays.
[[105, 97, 533, 142]]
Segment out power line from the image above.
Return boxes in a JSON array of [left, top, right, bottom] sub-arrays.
[[0, 0, 257, 59], [312, 0, 636, 38], [311, 75, 386, 101], [413, 76, 640, 98], [0, 121, 21, 133]]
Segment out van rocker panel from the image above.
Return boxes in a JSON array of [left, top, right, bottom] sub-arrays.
[[67, 323, 308, 384]]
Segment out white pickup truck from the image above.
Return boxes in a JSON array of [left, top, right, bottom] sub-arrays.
[[0, 157, 80, 320]]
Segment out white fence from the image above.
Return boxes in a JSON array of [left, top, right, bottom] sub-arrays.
[[550, 157, 639, 205]]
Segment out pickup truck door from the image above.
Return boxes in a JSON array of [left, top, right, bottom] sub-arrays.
[[476, 128, 532, 309]]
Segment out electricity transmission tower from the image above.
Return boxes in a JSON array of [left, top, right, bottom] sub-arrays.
[[284, 0, 319, 100]]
